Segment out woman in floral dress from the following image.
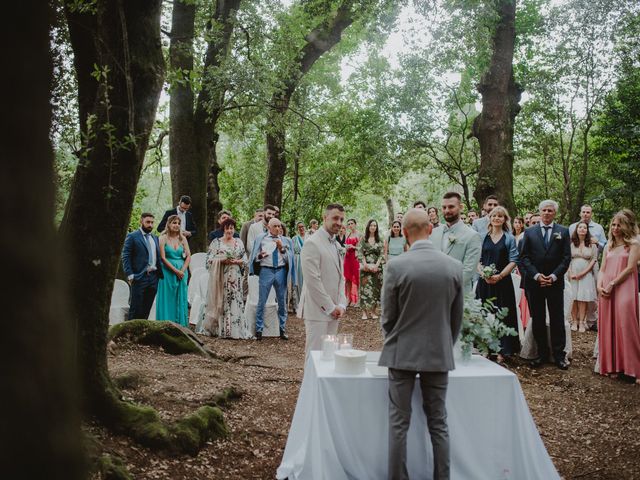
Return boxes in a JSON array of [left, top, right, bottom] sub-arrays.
[[204, 218, 252, 339], [358, 219, 384, 320]]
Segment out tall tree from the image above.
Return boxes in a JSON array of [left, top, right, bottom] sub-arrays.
[[263, 0, 359, 208], [2, 2, 84, 478], [62, 0, 165, 422], [470, 0, 522, 214], [169, 0, 242, 249]]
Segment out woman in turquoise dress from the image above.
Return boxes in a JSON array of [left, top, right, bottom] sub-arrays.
[[157, 215, 191, 327], [291, 222, 306, 311], [384, 220, 407, 262]]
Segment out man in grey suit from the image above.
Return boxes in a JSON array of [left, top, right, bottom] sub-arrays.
[[430, 191, 482, 292], [379, 209, 464, 480], [471, 194, 499, 236]]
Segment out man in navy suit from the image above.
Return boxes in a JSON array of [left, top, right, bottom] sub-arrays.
[[520, 200, 571, 370], [157, 195, 197, 240], [122, 213, 163, 320]]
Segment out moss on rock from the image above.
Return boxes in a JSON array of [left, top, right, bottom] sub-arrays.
[[95, 454, 132, 480], [108, 320, 211, 356]]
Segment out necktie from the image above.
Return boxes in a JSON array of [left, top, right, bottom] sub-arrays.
[[145, 234, 155, 267], [543, 226, 552, 248], [272, 236, 279, 267]]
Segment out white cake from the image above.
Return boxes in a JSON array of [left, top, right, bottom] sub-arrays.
[[334, 349, 367, 375]]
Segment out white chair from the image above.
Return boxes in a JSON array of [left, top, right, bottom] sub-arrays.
[[109, 279, 130, 325], [148, 295, 157, 321], [190, 252, 207, 272], [190, 270, 210, 332], [188, 267, 206, 306], [245, 275, 280, 337]]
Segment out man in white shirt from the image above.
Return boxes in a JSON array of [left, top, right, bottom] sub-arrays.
[[569, 204, 607, 252], [472, 194, 500, 236], [248, 217, 295, 340], [247, 204, 277, 254]]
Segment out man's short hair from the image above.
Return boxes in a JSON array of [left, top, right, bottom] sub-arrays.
[[264, 204, 277, 212], [413, 200, 427, 208], [217, 209, 232, 219], [255, 208, 264, 213], [538, 199, 559, 212], [179, 195, 192, 204], [141, 212, 154, 220], [442, 191, 462, 202], [483, 194, 499, 204], [325, 203, 345, 212], [581, 204, 592, 211]]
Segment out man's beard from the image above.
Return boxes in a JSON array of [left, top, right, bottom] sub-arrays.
[[444, 213, 459, 223], [142, 225, 153, 234]]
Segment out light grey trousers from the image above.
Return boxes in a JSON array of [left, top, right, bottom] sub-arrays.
[[388, 368, 449, 480]]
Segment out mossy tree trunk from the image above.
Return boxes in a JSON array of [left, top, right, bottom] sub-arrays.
[[2, 1, 84, 477], [61, 0, 165, 422], [263, 0, 356, 209], [470, 0, 522, 215]]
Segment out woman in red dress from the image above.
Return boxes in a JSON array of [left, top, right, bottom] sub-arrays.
[[343, 218, 361, 307], [597, 212, 640, 384]]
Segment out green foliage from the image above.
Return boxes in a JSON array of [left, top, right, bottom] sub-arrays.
[[459, 295, 517, 360]]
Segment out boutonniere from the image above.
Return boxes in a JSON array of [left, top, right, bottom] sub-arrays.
[[336, 244, 346, 257], [554, 232, 562, 240], [448, 234, 457, 245]]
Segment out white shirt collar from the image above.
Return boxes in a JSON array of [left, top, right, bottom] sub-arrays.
[[540, 221, 555, 229]]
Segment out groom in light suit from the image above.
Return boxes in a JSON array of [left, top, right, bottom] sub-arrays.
[[298, 203, 347, 358], [379, 208, 464, 480], [430, 191, 481, 292]]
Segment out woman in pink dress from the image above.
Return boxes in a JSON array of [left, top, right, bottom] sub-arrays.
[[597, 212, 640, 383], [343, 218, 361, 306]]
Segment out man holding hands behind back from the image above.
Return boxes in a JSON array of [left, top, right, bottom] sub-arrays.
[[379, 208, 464, 480]]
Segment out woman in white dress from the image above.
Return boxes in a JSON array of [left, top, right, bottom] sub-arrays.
[[204, 218, 252, 339], [569, 221, 598, 332]]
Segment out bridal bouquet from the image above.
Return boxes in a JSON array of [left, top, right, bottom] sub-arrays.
[[480, 263, 498, 279], [457, 295, 517, 360]]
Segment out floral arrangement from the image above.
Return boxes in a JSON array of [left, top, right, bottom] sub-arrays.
[[456, 295, 518, 360], [479, 263, 498, 279]]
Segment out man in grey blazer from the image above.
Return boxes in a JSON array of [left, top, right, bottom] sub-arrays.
[[379, 208, 464, 480], [298, 203, 347, 358], [430, 191, 482, 292]]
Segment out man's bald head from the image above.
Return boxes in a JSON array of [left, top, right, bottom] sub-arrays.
[[402, 208, 432, 245]]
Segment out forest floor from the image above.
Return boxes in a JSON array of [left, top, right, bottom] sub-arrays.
[[91, 307, 640, 479]]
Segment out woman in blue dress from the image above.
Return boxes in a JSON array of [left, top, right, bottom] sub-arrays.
[[157, 215, 191, 326], [475, 206, 520, 363]]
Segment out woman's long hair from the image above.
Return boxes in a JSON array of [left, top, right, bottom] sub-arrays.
[[389, 220, 402, 240], [608, 211, 637, 247], [487, 206, 512, 235], [161, 214, 185, 242], [571, 221, 592, 247], [364, 219, 380, 243]]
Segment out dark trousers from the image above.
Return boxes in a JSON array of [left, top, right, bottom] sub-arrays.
[[528, 283, 566, 362], [128, 273, 158, 320], [388, 368, 450, 480]]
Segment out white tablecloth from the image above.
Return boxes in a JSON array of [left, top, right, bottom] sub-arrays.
[[277, 352, 559, 480]]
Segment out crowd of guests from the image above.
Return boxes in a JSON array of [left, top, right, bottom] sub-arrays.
[[121, 192, 640, 384]]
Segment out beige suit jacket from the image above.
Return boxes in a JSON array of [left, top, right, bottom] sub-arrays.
[[297, 227, 347, 321], [379, 240, 464, 372]]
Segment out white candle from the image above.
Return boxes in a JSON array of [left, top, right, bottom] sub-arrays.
[[339, 343, 352, 350], [322, 338, 337, 359]]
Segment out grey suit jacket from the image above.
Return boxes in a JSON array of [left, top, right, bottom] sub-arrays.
[[378, 240, 464, 372], [430, 221, 481, 292]]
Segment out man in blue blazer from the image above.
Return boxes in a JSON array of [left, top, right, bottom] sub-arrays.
[[122, 213, 163, 320], [520, 200, 571, 370], [249, 217, 295, 340]]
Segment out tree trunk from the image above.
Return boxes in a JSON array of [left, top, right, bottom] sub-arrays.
[[263, 0, 356, 208], [2, 2, 84, 477], [62, 0, 164, 420], [169, 0, 206, 249], [385, 197, 395, 227], [471, 0, 522, 215]]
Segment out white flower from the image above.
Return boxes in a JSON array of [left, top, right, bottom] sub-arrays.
[[554, 232, 562, 240], [448, 234, 457, 245]]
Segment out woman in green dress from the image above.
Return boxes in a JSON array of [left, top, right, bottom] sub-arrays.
[[384, 220, 407, 262], [157, 215, 191, 327], [358, 219, 384, 320]]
